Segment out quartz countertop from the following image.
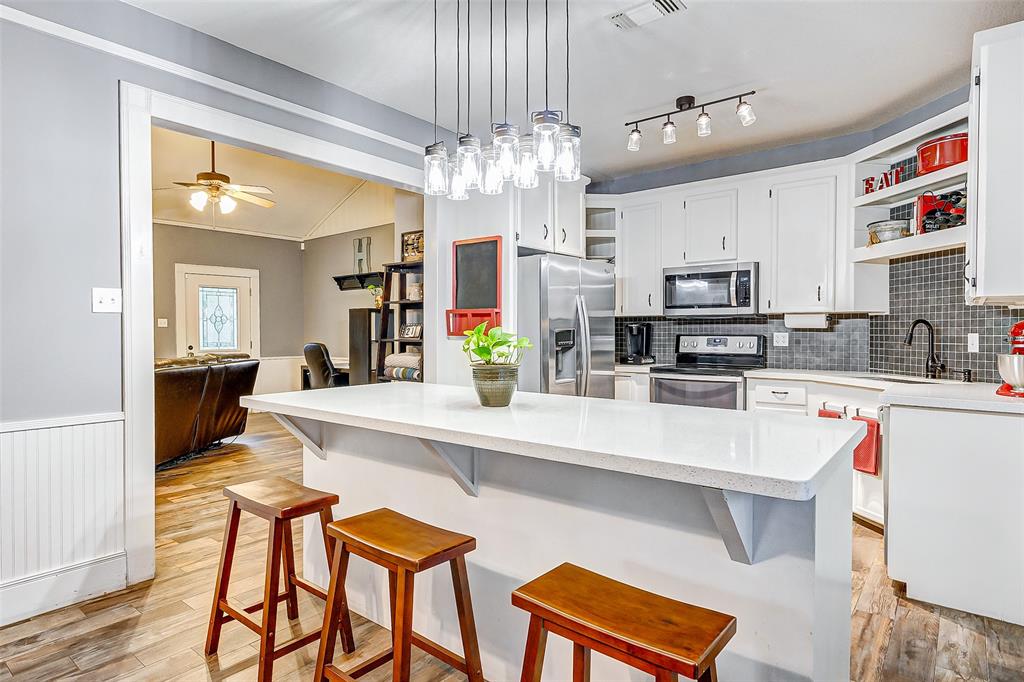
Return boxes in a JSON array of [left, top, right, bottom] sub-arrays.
[[744, 368, 966, 390], [881, 382, 1024, 414], [242, 383, 864, 501]]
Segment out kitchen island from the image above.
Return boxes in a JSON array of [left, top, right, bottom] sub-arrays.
[[242, 383, 864, 681]]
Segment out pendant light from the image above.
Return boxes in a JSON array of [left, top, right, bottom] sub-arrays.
[[448, 0, 467, 200], [515, 0, 539, 189], [449, 151, 469, 200], [555, 0, 581, 182], [480, 0, 504, 195], [662, 117, 677, 145], [455, 0, 481, 190], [696, 107, 711, 137], [424, 0, 449, 196], [736, 98, 757, 126], [531, 0, 561, 173], [626, 126, 642, 152], [492, 0, 519, 182]]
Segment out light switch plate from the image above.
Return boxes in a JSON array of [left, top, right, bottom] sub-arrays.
[[92, 287, 122, 313], [157, 318, 169, 328], [968, 333, 979, 353], [773, 332, 790, 347]]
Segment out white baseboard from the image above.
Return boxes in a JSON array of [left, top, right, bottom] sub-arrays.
[[0, 552, 127, 626]]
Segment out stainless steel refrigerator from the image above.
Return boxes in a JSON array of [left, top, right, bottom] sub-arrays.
[[517, 254, 615, 398]]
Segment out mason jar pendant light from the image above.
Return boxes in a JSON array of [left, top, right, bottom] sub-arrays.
[[626, 126, 642, 152], [515, 0, 539, 187], [423, 1, 449, 196], [662, 117, 677, 145], [480, 0, 504, 196], [554, 0, 581, 182], [490, 0, 519, 183], [624, 91, 755, 153], [449, 151, 468, 200], [736, 98, 757, 126], [696, 107, 712, 137], [531, 0, 561, 173]]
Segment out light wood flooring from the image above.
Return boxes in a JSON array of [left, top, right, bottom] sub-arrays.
[[1, 413, 1022, 681]]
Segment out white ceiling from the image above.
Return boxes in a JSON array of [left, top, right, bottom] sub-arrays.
[[152, 126, 394, 239], [129, 1, 1024, 181]]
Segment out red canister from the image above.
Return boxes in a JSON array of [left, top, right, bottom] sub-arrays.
[[916, 133, 968, 175]]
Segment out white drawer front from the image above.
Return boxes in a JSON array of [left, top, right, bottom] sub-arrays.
[[754, 384, 808, 407]]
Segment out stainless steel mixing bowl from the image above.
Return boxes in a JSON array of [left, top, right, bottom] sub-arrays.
[[997, 354, 1024, 390]]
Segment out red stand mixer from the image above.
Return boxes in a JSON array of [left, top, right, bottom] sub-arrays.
[[996, 320, 1024, 398]]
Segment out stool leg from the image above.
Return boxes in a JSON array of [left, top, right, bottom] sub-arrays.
[[450, 555, 484, 682], [257, 518, 285, 682], [392, 568, 415, 682], [572, 643, 591, 682], [655, 670, 679, 682], [314, 539, 351, 682], [520, 615, 548, 682], [205, 499, 241, 656], [697, 663, 717, 682], [319, 509, 355, 653], [281, 520, 300, 620]]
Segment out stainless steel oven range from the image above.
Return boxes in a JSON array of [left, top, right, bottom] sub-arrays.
[[650, 334, 767, 410]]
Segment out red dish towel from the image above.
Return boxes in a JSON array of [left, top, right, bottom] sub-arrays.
[[851, 416, 881, 476], [818, 408, 844, 419]]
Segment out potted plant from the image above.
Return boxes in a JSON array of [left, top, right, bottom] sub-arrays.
[[462, 322, 533, 407], [367, 284, 384, 309]]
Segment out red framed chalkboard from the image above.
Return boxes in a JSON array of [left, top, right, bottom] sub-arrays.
[[446, 235, 502, 337]]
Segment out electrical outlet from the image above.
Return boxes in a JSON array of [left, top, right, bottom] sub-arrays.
[[92, 287, 122, 313], [773, 332, 790, 347], [968, 333, 980, 353]]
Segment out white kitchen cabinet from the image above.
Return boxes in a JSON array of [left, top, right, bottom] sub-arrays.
[[967, 20, 1024, 305], [554, 178, 585, 257], [619, 203, 662, 315], [614, 371, 650, 402], [768, 175, 836, 313], [516, 173, 555, 252], [683, 188, 739, 263]]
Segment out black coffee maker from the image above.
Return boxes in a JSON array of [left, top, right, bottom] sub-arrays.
[[621, 323, 655, 365]]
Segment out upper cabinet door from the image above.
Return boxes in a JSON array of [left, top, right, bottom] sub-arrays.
[[968, 24, 1024, 305], [769, 176, 836, 312], [517, 173, 555, 252], [554, 178, 585, 257], [682, 188, 738, 263], [620, 203, 662, 315]]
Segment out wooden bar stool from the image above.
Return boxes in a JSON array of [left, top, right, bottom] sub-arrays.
[[314, 508, 484, 682], [512, 563, 736, 682], [205, 476, 355, 682]]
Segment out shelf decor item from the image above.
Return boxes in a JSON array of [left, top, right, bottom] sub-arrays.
[[400, 323, 422, 339], [401, 230, 425, 262], [462, 322, 532, 407]]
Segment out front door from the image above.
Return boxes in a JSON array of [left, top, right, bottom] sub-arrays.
[[183, 273, 254, 356]]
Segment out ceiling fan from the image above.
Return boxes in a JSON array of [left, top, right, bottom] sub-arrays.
[[173, 140, 275, 214]]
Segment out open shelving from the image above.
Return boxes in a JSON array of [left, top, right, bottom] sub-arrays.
[[852, 162, 967, 208], [852, 225, 968, 264], [374, 260, 424, 382]]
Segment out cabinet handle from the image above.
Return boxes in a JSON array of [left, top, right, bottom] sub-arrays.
[[771, 390, 789, 397], [768, 299, 772, 309], [562, 227, 567, 243], [817, 285, 821, 302], [543, 224, 549, 239], [722, 236, 726, 251], [648, 293, 652, 307]]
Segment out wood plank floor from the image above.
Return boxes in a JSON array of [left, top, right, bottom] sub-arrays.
[[1, 413, 1022, 681]]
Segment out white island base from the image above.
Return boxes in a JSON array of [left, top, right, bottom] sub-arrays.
[[243, 384, 859, 681]]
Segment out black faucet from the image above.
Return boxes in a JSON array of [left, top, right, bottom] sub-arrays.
[[903, 319, 946, 379]]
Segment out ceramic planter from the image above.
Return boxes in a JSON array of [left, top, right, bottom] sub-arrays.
[[470, 364, 519, 407]]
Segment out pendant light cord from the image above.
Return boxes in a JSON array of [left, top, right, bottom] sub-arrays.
[[544, 0, 549, 109], [525, 0, 529, 118], [489, 0, 493, 127], [467, 0, 471, 135], [565, 0, 569, 121], [433, 0, 438, 142], [503, 0, 508, 123], [456, 0, 461, 136]]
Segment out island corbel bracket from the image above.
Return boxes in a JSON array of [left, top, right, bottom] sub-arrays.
[[418, 439, 479, 497], [700, 487, 755, 565], [271, 414, 327, 460]]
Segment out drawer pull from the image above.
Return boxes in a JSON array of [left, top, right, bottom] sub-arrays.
[[771, 390, 789, 396]]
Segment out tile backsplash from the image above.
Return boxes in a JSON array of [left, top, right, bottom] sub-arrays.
[[615, 248, 1019, 383]]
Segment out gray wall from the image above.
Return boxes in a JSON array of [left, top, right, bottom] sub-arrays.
[[302, 224, 396, 358], [152, 225, 304, 358], [0, 2, 430, 421]]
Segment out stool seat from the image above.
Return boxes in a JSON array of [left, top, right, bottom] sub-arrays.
[[328, 508, 476, 571], [513, 563, 736, 680], [224, 476, 338, 520]]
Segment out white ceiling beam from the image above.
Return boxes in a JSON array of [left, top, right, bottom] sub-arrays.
[[152, 218, 304, 242]]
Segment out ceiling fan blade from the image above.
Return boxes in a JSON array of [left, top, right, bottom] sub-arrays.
[[173, 181, 205, 189], [225, 189, 275, 208], [223, 183, 273, 194]]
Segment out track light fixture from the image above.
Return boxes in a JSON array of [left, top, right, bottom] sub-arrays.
[[624, 91, 756, 152]]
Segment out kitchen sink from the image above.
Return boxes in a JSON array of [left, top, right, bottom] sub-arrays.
[[849, 373, 934, 384]]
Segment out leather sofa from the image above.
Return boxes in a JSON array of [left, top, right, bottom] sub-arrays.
[[154, 355, 260, 466]]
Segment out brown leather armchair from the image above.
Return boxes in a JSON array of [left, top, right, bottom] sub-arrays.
[[154, 358, 259, 466]]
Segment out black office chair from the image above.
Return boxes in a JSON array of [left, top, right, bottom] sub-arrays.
[[303, 342, 347, 389]]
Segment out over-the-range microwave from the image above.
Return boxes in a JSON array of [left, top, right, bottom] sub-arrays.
[[663, 262, 758, 316]]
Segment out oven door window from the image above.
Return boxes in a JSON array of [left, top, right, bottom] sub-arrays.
[[665, 273, 733, 310], [651, 378, 741, 410]]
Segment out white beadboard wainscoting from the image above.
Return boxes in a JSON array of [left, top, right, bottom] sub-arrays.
[[0, 414, 126, 626]]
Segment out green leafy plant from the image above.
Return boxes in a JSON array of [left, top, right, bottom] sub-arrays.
[[366, 284, 382, 296], [462, 323, 532, 365]]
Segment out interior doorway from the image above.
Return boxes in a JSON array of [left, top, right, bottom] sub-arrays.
[[174, 264, 261, 357]]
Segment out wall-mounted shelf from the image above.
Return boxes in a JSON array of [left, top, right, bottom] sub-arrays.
[[852, 162, 968, 208], [852, 225, 968, 264], [333, 272, 384, 291]]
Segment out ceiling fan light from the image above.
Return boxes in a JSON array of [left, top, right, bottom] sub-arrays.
[[423, 142, 449, 196], [736, 99, 756, 127], [514, 134, 539, 189], [219, 195, 237, 214], [189, 191, 208, 211], [626, 127, 642, 152], [492, 123, 520, 182], [456, 134, 482, 190], [555, 123, 581, 182], [532, 110, 562, 172], [662, 119, 677, 145], [696, 111, 712, 137]]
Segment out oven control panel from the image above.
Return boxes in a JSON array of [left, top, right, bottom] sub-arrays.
[[674, 335, 762, 354]]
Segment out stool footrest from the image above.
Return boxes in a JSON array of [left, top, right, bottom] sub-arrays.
[[292, 574, 328, 601], [219, 600, 262, 635], [274, 628, 325, 659], [337, 648, 394, 679], [412, 632, 469, 673], [242, 592, 292, 615]]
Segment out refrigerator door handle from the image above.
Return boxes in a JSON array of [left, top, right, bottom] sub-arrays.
[[578, 294, 593, 397]]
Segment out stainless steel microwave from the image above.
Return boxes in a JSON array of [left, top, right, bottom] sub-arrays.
[[663, 262, 758, 316]]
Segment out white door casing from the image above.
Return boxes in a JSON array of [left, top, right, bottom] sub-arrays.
[[173, 264, 260, 358]]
